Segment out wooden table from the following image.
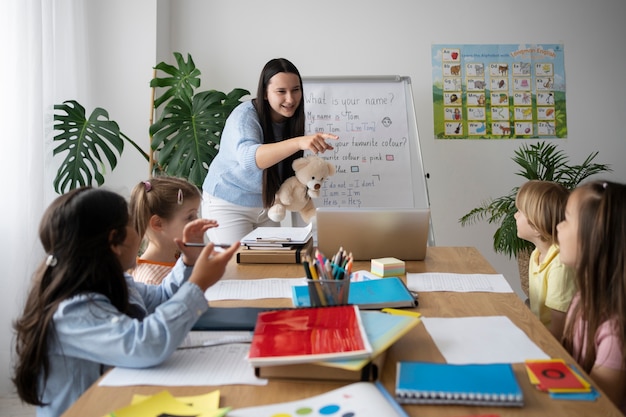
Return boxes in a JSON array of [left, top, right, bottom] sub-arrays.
[[62, 247, 622, 417]]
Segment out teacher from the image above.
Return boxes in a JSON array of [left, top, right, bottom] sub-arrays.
[[202, 58, 338, 244]]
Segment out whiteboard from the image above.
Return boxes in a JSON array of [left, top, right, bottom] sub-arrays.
[[302, 76, 429, 209]]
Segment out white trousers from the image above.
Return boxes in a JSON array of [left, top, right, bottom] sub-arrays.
[[201, 192, 279, 244]]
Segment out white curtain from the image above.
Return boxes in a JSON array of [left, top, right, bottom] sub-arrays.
[[0, 0, 88, 394]]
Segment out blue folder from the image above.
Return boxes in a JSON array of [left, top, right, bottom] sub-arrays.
[[292, 277, 417, 309]]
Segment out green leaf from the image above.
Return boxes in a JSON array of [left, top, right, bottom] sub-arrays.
[[150, 88, 250, 187], [459, 141, 611, 257], [53, 101, 125, 194], [151, 52, 202, 109]]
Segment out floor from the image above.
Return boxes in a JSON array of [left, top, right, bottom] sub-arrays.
[[0, 394, 35, 417]]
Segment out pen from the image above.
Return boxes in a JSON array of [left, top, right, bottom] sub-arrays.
[[381, 308, 422, 318], [183, 242, 232, 248]]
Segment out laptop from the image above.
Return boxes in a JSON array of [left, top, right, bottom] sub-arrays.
[[315, 207, 431, 261]]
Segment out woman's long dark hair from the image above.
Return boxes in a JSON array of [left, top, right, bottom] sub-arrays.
[[12, 187, 131, 405], [253, 58, 305, 207]]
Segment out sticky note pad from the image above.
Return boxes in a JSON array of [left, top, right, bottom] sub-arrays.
[[371, 257, 405, 277]]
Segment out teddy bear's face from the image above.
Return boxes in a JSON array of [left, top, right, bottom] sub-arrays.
[[294, 157, 335, 193]]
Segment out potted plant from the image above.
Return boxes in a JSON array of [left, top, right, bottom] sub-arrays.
[[52, 52, 249, 193], [459, 141, 611, 296]]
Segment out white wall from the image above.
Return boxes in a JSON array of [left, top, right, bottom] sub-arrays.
[[3, 0, 625, 395], [0, 0, 157, 395], [163, 0, 626, 297]]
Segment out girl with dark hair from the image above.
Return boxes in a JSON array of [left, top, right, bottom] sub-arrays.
[[12, 187, 239, 417], [558, 180, 626, 412], [202, 58, 338, 244]]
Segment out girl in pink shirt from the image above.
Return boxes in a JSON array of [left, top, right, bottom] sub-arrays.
[[558, 180, 626, 413]]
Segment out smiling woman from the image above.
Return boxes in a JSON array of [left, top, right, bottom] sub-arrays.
[[201, 58, 339, 245]]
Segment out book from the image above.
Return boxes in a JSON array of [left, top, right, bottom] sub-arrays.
[[228, 381, 409, 417], [192, 307, 280, 331], [292, 276, 417, 309], [237, 237, 313, 264], [240, 224, 313, 247], [247, 305, 372, 367], [525, 359, 591, 393], [395, 362, 524, 407], [254, 352, 385, 381], [254, 310, 420, 381]]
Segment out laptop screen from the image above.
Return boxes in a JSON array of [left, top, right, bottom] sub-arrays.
[[315, 208, 430, 261]]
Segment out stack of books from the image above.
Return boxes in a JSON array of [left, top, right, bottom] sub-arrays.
[[524, 358, 598, 401], [249, 307, 420, 381], [237, 225, 313, 264]]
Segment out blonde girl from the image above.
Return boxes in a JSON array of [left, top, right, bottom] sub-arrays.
[[130, 176, 211, 284], [514, 180, 576, 339]]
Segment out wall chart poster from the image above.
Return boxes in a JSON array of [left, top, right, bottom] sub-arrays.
[[432, 44, 567, 139]]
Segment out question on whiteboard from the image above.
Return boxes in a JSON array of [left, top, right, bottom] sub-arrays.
[[303, 79, 416, 208]]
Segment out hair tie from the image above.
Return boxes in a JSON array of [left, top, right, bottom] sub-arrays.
[[177, 189, 184, 205], [46, 254, 58, 267], [143, 181, 152, 192]]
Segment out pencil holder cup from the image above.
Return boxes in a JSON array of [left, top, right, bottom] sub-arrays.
[[307, 279, 350, 307]]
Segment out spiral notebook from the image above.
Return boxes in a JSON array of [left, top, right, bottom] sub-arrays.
[[395, 362, 523, 407]]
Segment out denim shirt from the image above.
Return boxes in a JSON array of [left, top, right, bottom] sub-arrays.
[[37, 258, 209, 417]]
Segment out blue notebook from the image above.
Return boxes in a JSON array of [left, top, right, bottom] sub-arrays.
[[395, 362, 523, 407], [292, 277, 417, 309]]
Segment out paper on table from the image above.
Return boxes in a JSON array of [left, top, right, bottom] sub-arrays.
[[99, 344, 267, 387], [178, 331, 253, 349], [421, 316, 549, 364], [407, 272, 514, 293], [205, 278, 305, 301]]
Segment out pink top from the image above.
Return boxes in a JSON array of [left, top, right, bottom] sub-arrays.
[[568, 294, 625, 413]]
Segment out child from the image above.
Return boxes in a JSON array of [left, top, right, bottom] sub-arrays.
[[12, 187, 240, 417], [558, 180, 626, 412], [514, 180, 576, 340], [129, 176, 207, 284]]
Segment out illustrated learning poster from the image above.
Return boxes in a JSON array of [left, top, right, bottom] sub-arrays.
[[432, 44, 567, 139]]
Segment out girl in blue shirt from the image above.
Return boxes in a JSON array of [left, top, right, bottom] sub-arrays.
[[202, 58, 338, 244], [12, 187, 240, 417]]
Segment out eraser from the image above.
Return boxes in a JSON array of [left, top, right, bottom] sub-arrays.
[[371, 257, 405, 277]]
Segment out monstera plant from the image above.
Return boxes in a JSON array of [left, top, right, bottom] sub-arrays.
[[52, 52, 249, 193], [459, 141, 611, 296]]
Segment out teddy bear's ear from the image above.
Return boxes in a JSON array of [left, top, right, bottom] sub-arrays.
[[292, 157, 310, 171]]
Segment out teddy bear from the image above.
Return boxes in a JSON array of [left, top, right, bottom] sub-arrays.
[[268, 155, 336, 223]]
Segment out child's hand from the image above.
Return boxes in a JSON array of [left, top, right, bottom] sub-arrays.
[[187, 242, 241, 291], [176, 219, 218, 265]]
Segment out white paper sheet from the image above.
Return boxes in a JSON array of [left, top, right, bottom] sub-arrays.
[[99, 344, 267, 387], [204, 278, 305, 300], [421, 316, 549, 364], [178, 330, 253, 349], [407, 273, 514, 293]]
